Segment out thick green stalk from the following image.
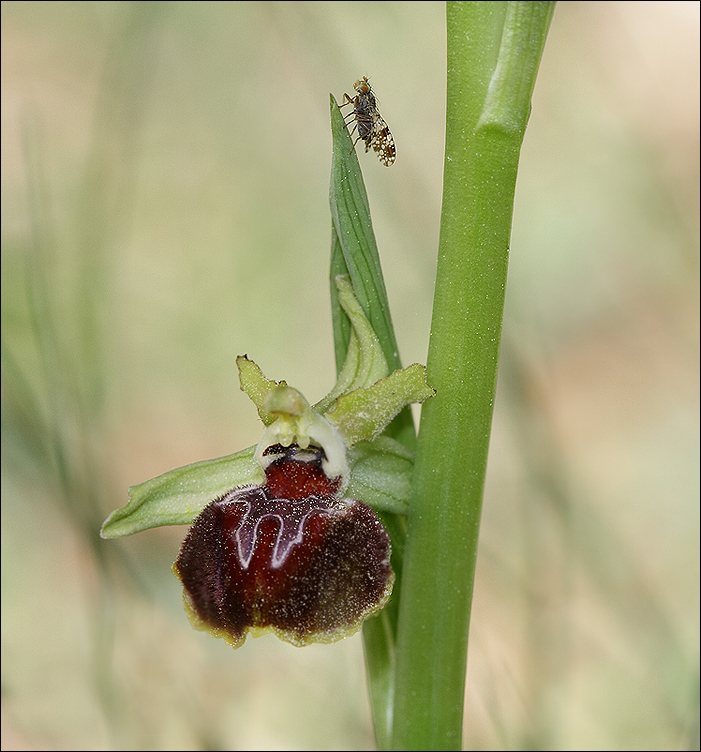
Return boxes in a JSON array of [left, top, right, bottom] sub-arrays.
[[391, 3, 555, 750]]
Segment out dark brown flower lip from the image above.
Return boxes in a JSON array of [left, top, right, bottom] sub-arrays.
[[173, 443, 394, 649]]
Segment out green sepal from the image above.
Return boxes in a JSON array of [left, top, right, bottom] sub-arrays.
[[326, 364, 435, 446], [100, 446, 261, 538], [236, 355, 286, 426], [347, 437, 414, 515]]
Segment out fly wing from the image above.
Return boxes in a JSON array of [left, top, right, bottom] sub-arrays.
[[370, 116, 396, 167]]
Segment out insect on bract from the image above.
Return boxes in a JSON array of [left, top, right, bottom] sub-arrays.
[[339, 76, 396, 167]]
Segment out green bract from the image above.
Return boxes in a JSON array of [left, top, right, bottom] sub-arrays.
[[100, 275, 433, 539]]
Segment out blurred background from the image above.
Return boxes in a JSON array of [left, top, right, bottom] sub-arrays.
[[1, 2, 698, 749]]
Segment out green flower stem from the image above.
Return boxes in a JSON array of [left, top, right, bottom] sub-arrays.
[[391, 3, 555, 750]]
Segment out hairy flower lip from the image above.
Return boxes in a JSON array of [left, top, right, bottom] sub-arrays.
[[173, 443, 394, 649]]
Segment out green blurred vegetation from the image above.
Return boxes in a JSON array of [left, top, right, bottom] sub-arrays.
[[1, 2, 698, 750]]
